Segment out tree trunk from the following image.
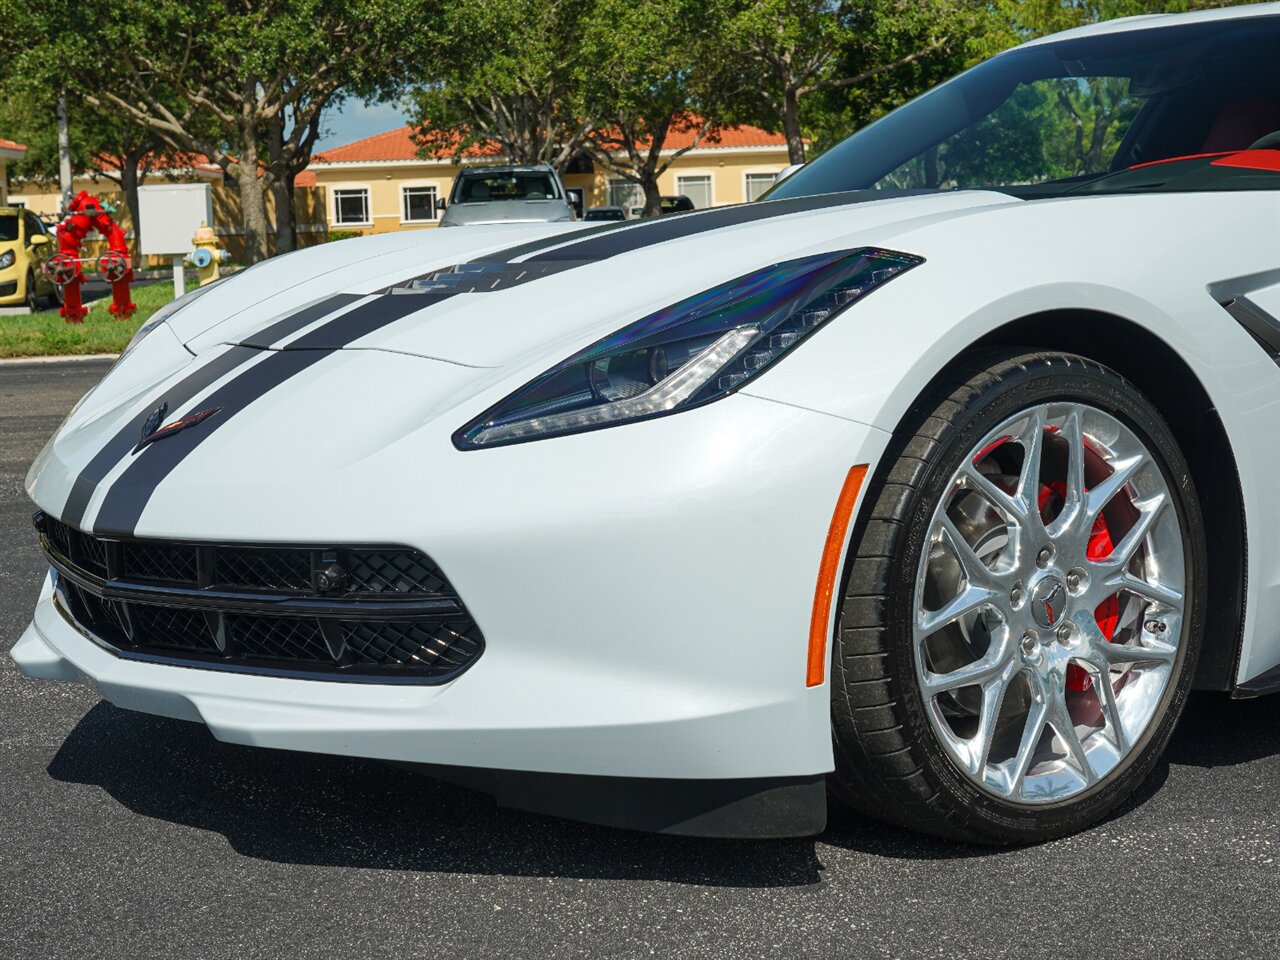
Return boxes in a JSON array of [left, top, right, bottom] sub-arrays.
[[235, 135, 271, 264], [641, 178, 663, 218], [118, 154, 143, 260], [270, 176, 295, 256], [266, 113, 296, 255], [782, 87, 806, 166]]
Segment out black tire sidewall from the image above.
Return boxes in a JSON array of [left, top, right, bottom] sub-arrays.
[[886, 356, 1206, 841]]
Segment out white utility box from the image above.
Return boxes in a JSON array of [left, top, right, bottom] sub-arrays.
[[138, 182, 213, 256]]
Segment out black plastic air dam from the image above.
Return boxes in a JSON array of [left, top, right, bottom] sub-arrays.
[[397, 763, 828, 838]]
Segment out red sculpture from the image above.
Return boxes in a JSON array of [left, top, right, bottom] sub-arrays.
[[44, 191, 136, 322]]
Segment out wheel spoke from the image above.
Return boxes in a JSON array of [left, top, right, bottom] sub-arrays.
[[1085, 453, 1143, 525], [1094, 637, 1177, 666], [936, 512, 997, 588], [959, 459, 1026, 522], [921, 644, 1009, 696], [967, 663, 1016, 774], [1088, 662, 1129, 754], [916, 582, 996, 639], [1098, 494, 1167, 571], [1009, 681, 1049, 798], [1048, 684, 1093, 785], [1105, 571, 1183, 610], [1060, 408, 1088, 517], [1014, 408, 1047, 514]]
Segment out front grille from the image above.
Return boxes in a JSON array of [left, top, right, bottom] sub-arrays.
[[40, 514, 483, 683], [39, 516, 453, 598], [123, 541, 198, 584]]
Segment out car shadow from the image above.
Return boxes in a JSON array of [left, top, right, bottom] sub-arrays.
[[46, 691, 1278, 881], [48, 701, 826, 888]]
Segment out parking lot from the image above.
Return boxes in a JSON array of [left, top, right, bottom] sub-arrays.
[[1, 357, 1277, 960]]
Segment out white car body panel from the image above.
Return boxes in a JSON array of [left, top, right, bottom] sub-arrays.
[[13, 5, 1280, 833]]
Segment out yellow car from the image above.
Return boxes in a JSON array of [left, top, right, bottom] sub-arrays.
[[0, 206, 61, 310]]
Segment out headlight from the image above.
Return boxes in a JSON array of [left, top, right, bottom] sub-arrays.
[[455, 247, 921, 448], [0, 250, 14, 270], [120, 276, 228, 359]]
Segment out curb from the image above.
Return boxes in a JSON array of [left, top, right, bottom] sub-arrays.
[[0, 353, 119, 365]]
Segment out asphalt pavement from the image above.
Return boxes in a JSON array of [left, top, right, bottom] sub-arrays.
[[1, 358, 1276, 960]]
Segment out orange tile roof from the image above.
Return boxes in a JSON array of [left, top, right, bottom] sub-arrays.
[[0, 137, 28, 153], [311, 121, 788, 165], [93, 151, 221, 175]]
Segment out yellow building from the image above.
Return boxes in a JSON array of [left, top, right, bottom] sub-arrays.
[[304, 123, 792, 233], [0, 137, 28, 204]]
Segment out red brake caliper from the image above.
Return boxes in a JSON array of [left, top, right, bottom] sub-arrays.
[[1040, 482, 1119, 691]]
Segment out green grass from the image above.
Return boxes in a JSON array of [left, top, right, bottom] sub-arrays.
[[0, 279, 198, 359]]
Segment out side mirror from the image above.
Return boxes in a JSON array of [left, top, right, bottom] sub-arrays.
[[775, 163, 805, 184], [30, 233, 51, 247], [436, 198, 447, 212]]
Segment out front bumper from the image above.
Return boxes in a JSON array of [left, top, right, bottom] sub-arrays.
[[18, 376, 890, 831], [0, 261, 22, 303]]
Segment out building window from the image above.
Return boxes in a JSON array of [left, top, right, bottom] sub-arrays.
[[332, 188, 370, 225], [675, 175, 712, 209], [608, 178, 645, 212], [402, 185, 438, 223], [744, 173, 777, 203]]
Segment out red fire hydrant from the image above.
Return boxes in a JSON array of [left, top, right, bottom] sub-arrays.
[[44, 191, 136, 323]]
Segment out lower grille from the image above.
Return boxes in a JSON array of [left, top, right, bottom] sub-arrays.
[[40, 513, 484, 683], [60, 581, 483, 681]]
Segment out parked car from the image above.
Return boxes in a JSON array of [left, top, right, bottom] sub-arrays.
[[0, 206, 60, 310], [14, 4, 1280, 844], [584, 206, 627, 222], [438, 163, 577, 227], [660, 195, 696, 214]]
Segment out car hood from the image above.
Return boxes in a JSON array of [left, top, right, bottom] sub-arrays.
[[29, 189, 1025, 537], [439, 198, 574, 227], [180, 190, 1019, 367]]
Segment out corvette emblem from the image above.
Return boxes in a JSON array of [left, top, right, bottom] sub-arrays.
[[133, 406, 222, 453], [1031, 578, 1067, 629], [139, 403, 168, 444]]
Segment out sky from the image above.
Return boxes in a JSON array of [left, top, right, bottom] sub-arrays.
[[314, 99, 413, 152]]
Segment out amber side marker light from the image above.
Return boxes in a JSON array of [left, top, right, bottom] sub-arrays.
[[807, 464, 869, 687]]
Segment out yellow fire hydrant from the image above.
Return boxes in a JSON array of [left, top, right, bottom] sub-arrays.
[[186, 221, 228, 286]]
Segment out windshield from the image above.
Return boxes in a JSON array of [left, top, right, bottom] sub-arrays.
[[453, 171, 561, 203], [769, 15, 1280, 200], [0, 215, 18, 242]]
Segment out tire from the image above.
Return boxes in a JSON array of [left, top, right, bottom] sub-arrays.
[[24, 271, 39, 312], [830, 350, 1206, 844]]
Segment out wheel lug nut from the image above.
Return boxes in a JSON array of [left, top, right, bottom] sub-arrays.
[[1144, 619, 1167, 634], [1036, 546, 1054, 567], [1057, 624, 1073, 645], [1066, 572, 1080, 590], [1021, 632, 1039, 656], [1011, 583, 1024, 606]]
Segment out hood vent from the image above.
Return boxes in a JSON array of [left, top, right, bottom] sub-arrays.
[[383, 259, 589, 296]]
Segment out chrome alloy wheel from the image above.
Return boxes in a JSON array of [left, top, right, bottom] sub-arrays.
[[912, 402, 1186, 804]]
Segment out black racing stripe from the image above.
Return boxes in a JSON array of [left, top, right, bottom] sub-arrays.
[[471, 223, 613, 263], [91, 350, 321, 538], [522, 193, 866, 263], [59, 294, 364, 528], [91, 294, 439, 536], [237, 293, 365, 348], [283, 293, 448, 349], [60, 346, 257, 528]]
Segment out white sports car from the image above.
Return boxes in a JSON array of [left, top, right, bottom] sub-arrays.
[[14, 4, 1280, 843]]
